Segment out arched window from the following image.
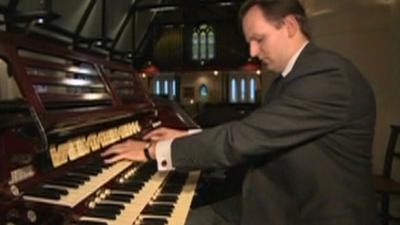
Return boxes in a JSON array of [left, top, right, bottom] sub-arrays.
[[163, 80, 169, 95], [229, 75, 258, 104], [192, 24, 215, 61], [153, 75, 179, 100], [240, 78, 246, 102], [199, 84, 208, 97], [250, 78, 256, 102], [230, 78, 237, 103], [154, 80, 160, 95], [172, 80, 176, 97]]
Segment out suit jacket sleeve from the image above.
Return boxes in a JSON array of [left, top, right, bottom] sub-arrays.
[[171, 66, 351, 170]]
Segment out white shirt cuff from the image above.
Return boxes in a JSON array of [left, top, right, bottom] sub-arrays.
[[155, 139, 175, 171], [154, 129, 202, 171], [188, 129, 202, 135]]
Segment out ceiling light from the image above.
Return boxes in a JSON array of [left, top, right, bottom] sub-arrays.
[[37, 17, 44, 24], [219, 2, 234, 6]]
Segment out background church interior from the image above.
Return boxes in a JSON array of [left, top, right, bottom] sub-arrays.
[[0, 0, 399, 221]]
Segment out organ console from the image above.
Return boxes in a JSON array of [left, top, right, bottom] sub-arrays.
[[0, 30, 200, 225]]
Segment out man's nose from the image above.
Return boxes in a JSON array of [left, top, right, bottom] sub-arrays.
[[249, 42, 259, 58]]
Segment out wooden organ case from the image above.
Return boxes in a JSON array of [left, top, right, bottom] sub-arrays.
[[0, 31, 200, 225]]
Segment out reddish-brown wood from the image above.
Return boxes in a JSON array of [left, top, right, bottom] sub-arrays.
[[0, 30, 198, 225]]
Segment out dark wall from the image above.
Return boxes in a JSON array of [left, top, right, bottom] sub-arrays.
[[153, 21, 248, 70]]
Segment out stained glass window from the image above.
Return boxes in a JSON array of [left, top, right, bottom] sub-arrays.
[[192, 32, 199, 60], [155, 80, 160, 95], [240, 78, 246, 102], [250, 78, 256, 102], [153, 76, 178, 100], [200, 31, 207, 60], [163, 80, 169, 95], [192, 24, 215, 61], [230, 78, 237, 103], [172, 80, 176, 97], [229, 75, 258, 104], [199, 84, 208, 97], [208, 31, 215, 59]]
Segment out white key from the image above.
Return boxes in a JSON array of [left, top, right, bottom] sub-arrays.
[[167, 171, 201, 225]]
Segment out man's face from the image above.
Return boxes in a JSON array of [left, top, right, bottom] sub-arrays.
[[242, 5, 291, 73]]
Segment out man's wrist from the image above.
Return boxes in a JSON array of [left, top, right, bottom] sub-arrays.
[[149, 141, 157, 159], [143, 142, 154, 161]]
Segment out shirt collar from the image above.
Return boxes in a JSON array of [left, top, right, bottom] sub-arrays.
[[281, 41, 309, 77]]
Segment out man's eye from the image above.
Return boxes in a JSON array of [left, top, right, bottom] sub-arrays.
[[256, 38, 264, 43]]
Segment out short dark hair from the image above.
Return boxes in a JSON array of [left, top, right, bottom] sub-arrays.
[[239, 0, 311, 40]]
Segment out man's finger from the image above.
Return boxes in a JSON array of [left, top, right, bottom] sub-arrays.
[[104, 154, 123, 164], [101, 145, 124, 157], [143, 130, 163, 140]]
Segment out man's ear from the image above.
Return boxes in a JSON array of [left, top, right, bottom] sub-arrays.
[[283, 15, 299, 38]]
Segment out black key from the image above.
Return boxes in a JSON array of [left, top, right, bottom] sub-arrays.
[[55, 176, 85, 185], [24, 189, 61, 200], [75, 166, 102, 175], [139, 218, 167, 225], [83, 210, 116, 220], [46, 180, 80, 188], [65, 174, 89, 182], [108, 185, 129, 191], [145, 204, 174, 211], [41, 186, 69, 196], [74, 169, 98, 176], [96, 203, 125, 210], [142, 204, 173, 216], [67, 173, 91, 181], [93, 205, 121, 215], [166, 173, 188, 183], [160, 186, 182, 194], [84, 168, 102, 174], [153, 195, 178, 202], [111, 193, 134, 198], [141, 210, 171, 216], [123, 179, 145, 186], [163, 183, 184, 189], [142, 207, 173, 214], [109, 184, 141, 193], [105, 194, 132, 203], [77, 220, 108, 225]]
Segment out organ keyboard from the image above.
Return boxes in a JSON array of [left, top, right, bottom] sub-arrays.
[[23, 160, 133, 207], [0, 30, 200, 225]]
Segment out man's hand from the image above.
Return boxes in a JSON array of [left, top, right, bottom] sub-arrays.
[[101, 139, 152, 164], [143, 127, 188, 141], [101, 127, 187, 164]]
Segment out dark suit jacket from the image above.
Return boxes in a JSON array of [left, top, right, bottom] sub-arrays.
[[171, 43, 379, 225]]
